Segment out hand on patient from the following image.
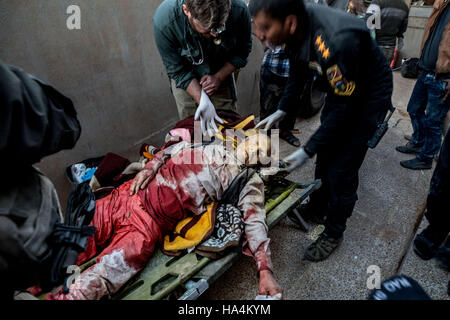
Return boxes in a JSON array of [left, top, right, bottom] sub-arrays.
[[255, 110, 286, 131], [200, 74, 221, 96], [129, 169, 154, 195], [283, 147, 311, 172], [259, 270, 283, 298], [194, 90, 223, 136]]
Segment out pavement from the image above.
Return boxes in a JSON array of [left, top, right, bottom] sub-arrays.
[[201, 71, 449, 300]]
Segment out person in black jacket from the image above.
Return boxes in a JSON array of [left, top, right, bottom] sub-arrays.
[[413, 127, 450, 297], [327, 0, 351, 12], [413, 127, 450, 266], [365, 0, 409, 63], [250, 0, 393, 261]]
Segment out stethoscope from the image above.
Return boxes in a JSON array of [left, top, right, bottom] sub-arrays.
[[183, 14, 205, 65]]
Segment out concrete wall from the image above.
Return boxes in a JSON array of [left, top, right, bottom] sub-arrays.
[[400, 5, 433, 59], [0, 0, 264, 206]]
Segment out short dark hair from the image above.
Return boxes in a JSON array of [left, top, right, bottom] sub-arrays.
[[248, 0, 307, 22], [185, 0, 231, 30]]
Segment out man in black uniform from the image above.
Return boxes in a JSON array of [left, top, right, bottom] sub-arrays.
[[412, 127, 450, 296], [250, 0, 393, 261], [413, 127, 450, 265]]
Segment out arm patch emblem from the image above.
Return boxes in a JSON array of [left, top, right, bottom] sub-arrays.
[[326, 65, 355, 96]]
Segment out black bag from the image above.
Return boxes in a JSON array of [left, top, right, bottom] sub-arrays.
[[0, 170, 95, 297], [49, 182, 95, 293], [0, 167, 63, 297], [401, 58, 420, 79], [219, 167, 256, 207]]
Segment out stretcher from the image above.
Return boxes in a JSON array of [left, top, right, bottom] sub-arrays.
[[39, 176, 320, 300], [99, 177, 321, 300]]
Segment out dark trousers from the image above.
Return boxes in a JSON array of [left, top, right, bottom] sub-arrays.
[[379, 46, 395, 64], [259, 68, 297, 131], [308, 141, 369, 239], [425, 127, 450, 241]]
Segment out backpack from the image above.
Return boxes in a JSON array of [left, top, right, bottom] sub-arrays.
[[401, 58, 420, 79], [0, 168, 63, 296]]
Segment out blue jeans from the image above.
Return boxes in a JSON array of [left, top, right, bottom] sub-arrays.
[[407, 72, 450, 161]]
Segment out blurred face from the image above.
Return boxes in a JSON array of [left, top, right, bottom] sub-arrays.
[[252, 11, 297, 47], [236, 133, 271, 167]]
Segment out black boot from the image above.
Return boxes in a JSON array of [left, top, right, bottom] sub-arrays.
[[396, 142, 422, 154], [448, 281, 450, 297], [435, 237, 450, 272], [304, 232, 343, 262], [288, 202, 326, 225], [400, 157, 433, 170], [413, 225, 447, 260]]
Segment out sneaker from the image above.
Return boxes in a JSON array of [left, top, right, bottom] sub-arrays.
[[400, 157, 432, 170], [288, 203, 326, 225], [304, 232, 343, 262], [413, 226, 444, 260], [396, 142, 422, 154]]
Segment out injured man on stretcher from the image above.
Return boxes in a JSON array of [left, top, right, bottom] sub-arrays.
[[47, 132, 283, 300]]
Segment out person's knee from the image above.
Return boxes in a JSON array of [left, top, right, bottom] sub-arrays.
[[328, 194, 358, 210], [407, 101, 423, 116], [407, 87, 427, 115], [327, 172, 359, 209]]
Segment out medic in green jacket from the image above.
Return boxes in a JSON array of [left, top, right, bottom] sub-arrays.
[[153, 0, 252, 91]]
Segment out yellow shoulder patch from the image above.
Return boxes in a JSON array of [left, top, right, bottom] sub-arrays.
[[326, 65, 355, 97], [315, 35, 331, 61], [323, 48, 330, 60], [315, 35, 323, 46]]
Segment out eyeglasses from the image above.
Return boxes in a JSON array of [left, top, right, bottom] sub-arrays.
[[192, 16, 226, 36], [210, 23, 226, 36]]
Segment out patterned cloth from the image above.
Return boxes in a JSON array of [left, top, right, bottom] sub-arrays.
[[197, 203, 244, 255], [261, 46, 290, 78]]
